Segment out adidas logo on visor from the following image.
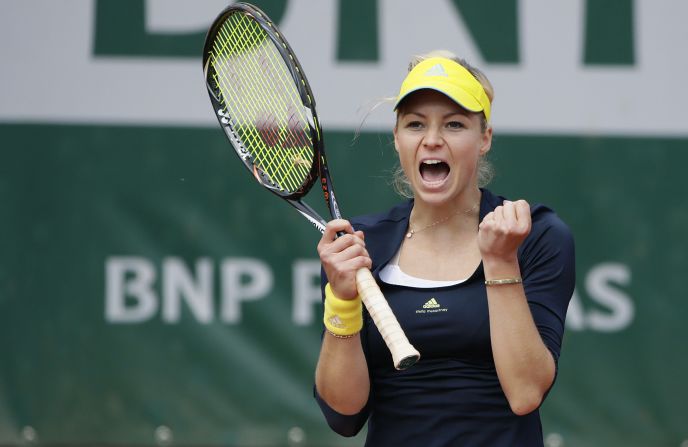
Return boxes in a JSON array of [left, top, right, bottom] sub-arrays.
[[424, 63, 448, 77]]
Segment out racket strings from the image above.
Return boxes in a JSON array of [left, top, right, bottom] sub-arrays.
[[220, 17, 289, 123], [214, 19, 296, 179], [212, 18, 297, 178], [216, 29, 309, 193], [209, 12, 315, 194]]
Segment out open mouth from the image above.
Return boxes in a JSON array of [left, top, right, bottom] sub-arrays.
[[419, 159, 450, 184]]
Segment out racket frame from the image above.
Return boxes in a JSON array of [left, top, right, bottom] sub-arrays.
[[203, 2, 419, 370], [203, 2, 341, 231]]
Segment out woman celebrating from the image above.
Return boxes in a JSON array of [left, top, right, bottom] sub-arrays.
[[314, 50, 575, 446]]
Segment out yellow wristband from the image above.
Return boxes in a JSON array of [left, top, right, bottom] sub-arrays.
[[323, 283, 363, 337]]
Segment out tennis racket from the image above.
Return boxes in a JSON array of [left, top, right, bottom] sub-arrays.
[[202, 2, 419, 370]]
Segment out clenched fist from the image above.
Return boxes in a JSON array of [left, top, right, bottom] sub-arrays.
[[478, 200, 532, 262]]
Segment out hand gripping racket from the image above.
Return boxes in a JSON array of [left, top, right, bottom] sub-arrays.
[[202, 3, 419, 370]]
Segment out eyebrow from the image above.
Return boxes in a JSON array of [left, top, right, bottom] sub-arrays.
[[401, 110, 469, 119]]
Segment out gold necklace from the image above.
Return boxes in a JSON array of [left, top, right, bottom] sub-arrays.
[[405, 202, 479, 239]]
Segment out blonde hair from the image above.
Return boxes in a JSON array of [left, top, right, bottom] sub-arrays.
[[392, 50, 495, 198]]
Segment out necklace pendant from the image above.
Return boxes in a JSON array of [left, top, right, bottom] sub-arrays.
[[406, 231, 414, 239]]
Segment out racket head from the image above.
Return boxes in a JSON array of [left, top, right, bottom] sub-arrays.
[[203, 2, 324, 200]]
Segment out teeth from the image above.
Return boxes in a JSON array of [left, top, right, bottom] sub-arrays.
[[422, 159, 443, 165]]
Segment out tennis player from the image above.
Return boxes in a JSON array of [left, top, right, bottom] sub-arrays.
[[314, 50, 575, 446]]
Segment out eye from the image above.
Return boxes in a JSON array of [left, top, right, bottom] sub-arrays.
[[446, 121, 464, 129], [406, 120, 424, 129]]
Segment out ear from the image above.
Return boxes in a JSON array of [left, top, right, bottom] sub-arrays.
[[479, 125, 493, 156], [393, 125, 400, 153]]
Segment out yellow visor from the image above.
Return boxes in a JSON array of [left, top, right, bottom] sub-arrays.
[[394, 57, 491, 122]]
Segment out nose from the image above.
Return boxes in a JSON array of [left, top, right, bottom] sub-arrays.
[[422, 125, 443, 149]]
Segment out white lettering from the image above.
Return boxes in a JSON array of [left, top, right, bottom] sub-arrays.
[[292, 259, 322, 326], [103, 257, 634, 332], [105, 256, 158, 323], [585, 263, 634, 332], [162, 257, 213, 323], [566, 263, 634, 332], [221, 258, 272, 323]]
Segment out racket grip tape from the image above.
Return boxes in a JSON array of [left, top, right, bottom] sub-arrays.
[[355, 268, 420, 370]]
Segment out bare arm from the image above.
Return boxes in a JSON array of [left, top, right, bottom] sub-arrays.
[[479, 200, 556, 416], [315, 332, 370, 414], [314, 219, 372, 415]]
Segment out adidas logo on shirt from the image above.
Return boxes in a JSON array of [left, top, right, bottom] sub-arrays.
[[416, 298, 448, 314], [423, 298, 441, 309]]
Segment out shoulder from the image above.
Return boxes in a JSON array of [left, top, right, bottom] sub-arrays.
[[482, 188, 573, 244], [350, 200, 412, 230], [512, 197, 575, 266], [528, 202, 574, 250], [349, 200, 412, 266]]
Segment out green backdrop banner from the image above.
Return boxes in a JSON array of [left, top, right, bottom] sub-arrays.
[[1, 1, 687, 446], [1, 124, 686, 446]]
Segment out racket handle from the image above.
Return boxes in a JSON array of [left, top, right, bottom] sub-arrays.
[[355, 268, 420, 370]]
